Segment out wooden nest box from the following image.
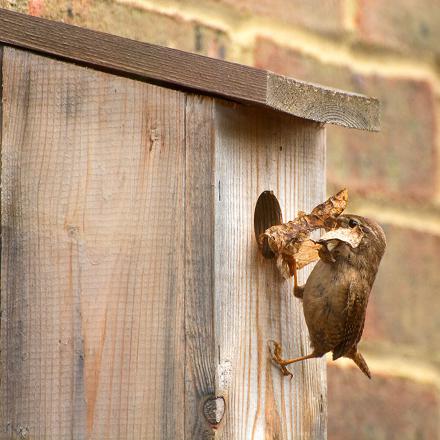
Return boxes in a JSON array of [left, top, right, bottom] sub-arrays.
[[0, 9, 379, 439]]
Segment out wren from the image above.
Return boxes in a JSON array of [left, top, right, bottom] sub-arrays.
[[270, 214, 386, 378]]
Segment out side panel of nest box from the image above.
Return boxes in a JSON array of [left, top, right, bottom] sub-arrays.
[[210, 101, 327, 439]]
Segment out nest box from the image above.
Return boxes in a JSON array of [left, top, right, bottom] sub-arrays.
[[0, 8, 379, 439]]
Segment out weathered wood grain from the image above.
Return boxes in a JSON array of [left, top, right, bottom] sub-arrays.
[[184, 95, 217, 439], [0, 8, 380, 131], [1, 45, 328, 439], [0, 47, 186, 439], [183, 97, 328, 439], [212, 101, 327, 439], [267, 74, 379, 132]]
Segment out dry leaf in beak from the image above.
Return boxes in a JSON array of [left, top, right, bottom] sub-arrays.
[[259, 189, 348, 279], [275, 240, 322, 278], [308, 188, 349, 229]]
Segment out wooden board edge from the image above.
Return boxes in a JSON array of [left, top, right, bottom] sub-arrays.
[[266, 73, 381, 131], [0, 8, 380, 130], [0, 44, 3, 237], [0, 45, 3, 152], [0, 9, 267, 105], [0, 43, 4, 431]]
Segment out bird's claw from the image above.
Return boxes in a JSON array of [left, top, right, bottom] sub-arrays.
[[267, 340, 293, 379]]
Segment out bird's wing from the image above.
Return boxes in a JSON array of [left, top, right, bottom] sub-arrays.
[[332, 280, 370, 360]]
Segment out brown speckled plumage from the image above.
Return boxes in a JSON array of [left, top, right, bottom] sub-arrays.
[[270, 214, 386, 378]]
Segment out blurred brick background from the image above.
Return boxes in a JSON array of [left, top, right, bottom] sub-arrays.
[[1, 0, 439, 438]]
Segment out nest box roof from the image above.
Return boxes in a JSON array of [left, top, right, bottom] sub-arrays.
[[0, 8, 379, 131]]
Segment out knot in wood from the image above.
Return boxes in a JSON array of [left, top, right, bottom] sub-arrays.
[[203, 396, 225, 426]]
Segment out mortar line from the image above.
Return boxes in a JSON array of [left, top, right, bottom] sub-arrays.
[[329, 353, 440, 389], [343, 0, 359, 34], [352, 201, 440, 236], [435, 99, 440, 202]]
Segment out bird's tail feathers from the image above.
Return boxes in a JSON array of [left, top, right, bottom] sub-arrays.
[[351, 351, 371, 379]]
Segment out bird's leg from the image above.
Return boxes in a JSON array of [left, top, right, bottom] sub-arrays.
[[268, 340, 317, 378], [284, 254, 304, 299]]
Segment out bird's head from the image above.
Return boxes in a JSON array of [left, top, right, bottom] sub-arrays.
[[334, 214, 387, 271]]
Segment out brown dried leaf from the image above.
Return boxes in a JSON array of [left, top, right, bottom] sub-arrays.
[[275, 240, 321, 279], [309, 188, 348, 226], [259, 189, 348, 279], [295, 239, 322, 267]]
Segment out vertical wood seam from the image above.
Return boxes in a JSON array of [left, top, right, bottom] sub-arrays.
[[210, 100, 217, 375], [0, 44, 3, 429], [184, 95, 219, 438], [183, 92, 187, 440]]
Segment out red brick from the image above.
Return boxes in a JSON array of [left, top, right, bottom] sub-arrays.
[[363, 224, 440, 359], [357, 0, 440, 58], [215, 0, 346, 35], [28, 0, 44, 16], [328, 364, 440, 440], [73, 1, 230, 59], [255, 38, 437, 202]]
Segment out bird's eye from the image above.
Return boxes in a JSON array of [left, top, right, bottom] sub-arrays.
[[348, 218, 358, 228]]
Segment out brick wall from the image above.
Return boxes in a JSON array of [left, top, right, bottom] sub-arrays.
[[1, 0, 439, 438]]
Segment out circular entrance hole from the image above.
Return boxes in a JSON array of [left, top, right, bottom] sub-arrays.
[[254, 191, 283, 258]]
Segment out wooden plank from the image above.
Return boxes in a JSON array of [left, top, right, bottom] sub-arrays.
[[212, 101, 327, 439], [0, 46, 2, 370], [0, 47, 186, 439], [0, 8, 380, 131], [267, 74, 379, 132], [184, 95, 218, 438]]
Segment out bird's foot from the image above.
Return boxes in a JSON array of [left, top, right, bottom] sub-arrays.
[[267, 340, 293, 378], [293, 284, 304, 299]]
